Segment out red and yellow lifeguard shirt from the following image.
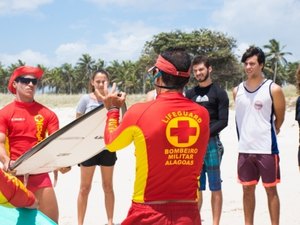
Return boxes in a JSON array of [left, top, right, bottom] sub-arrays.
[[0, 100, 59, 160], [105, 92, 210, 203], [0, 169, 35, 208]]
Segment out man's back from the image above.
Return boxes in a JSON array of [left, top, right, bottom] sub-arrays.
[[105, 92, 210, 203]]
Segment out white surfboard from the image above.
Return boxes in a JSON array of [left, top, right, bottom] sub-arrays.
[[11, 104, 127, 176]]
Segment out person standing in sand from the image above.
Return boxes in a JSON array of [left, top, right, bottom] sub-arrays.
[[233, 46, 285, 225], [185, 55, 229, 225], [295, 65, 300, 171], [0, 65, 60, 223], [97, 47, 210, 224], [76, 69, 116, 225]]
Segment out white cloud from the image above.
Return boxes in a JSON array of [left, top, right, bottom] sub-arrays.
[[0, 21, 157, 67], [211, 0, 300, 61], [0, 0, 53, 14], [87, 0, 204, 10], [54, 42, 89, 66], [91, 21, 158, 62], [234, 42, 251, 61], [0, 49, 50, 66], [2, 0, 298, 69], [87, 0, 137, 5], [54, 21, 158, 65]]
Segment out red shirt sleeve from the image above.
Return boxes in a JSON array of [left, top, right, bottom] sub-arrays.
[[46, 111, 59, 135], [0, 170, 35, 208]]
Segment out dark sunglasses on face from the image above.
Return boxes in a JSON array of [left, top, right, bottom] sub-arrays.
[[15, 77, 38, 85]]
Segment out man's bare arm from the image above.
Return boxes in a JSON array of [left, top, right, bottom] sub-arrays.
[[271, 83, 286, 134]]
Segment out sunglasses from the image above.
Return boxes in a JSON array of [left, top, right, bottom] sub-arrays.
[[148, 66, 159, 75], [15, 77, 38, 85], [147, 66, 162, 82]]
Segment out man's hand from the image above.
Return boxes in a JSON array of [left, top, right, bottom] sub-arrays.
[[53, 167, 72, 187], [58, 166, 72, 174], [95, 82, 126, 110], [26, 198, 39, 209], [4, 160, 16, 175]]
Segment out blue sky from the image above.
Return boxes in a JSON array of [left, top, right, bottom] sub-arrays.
[[0, 0, 299, 67]]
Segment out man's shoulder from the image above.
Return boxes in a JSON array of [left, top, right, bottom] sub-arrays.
[[185, 86, 197, 92], [211, 83, 228, 97], [34, 101, 57, 115], [0, 102, 15, 115], [211, 82, 225, 91], [184, 86, 197, 98]]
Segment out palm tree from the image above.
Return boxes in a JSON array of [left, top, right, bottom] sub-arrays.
[[106, 60, 140, 94], [76, 54, 96, 91], [37, 64, 48, 94], [0, 63, 10, 93], [263, 39, 292, 82], [49, 67, 64, 94], [106, 60, 127, 90], [285, 62, 300, 85], [60, 63, 74, 94], [93, 59, 105, 71]]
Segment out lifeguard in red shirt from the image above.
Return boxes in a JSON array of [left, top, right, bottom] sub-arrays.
[[98, 48, 210, 225], [0, 66, 59, 223]]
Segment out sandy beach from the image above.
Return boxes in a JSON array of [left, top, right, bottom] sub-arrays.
[[48, 107, 300, 225]]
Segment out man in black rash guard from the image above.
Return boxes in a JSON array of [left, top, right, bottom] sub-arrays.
[[185, 55, 229, 225]]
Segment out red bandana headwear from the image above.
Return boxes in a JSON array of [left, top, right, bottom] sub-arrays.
[[154, 55, 190, 77], [8, 66, 43, 94]]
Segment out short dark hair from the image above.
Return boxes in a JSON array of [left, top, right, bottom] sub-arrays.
[[241, 46, 265, 65], [192, 55, 211, 68], [160, 47, 191, 89]]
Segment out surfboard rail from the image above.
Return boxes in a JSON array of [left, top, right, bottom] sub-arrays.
[[11, 103, 127, 175]]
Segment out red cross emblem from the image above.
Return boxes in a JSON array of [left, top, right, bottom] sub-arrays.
[[34, 114, 44, 123], [170, 120, 197, 143]]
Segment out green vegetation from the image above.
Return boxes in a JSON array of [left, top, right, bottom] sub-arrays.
[[0, 29, 299, 95], [0, 84, 297, 110]]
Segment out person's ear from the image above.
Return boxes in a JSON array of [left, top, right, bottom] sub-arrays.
[[13, 81, 17, 89], [90, 79, 94, 86], [157, 76, 163, 85]]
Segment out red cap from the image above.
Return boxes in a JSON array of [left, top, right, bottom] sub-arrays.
[[8, 66, 43, 94]]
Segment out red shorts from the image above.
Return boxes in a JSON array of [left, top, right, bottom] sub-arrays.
[[121, 202, 201, 225], [17, 173, 52, 193], [238, 153, 280, 187]]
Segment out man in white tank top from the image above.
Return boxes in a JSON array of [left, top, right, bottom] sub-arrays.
[[233, 46, 285, 225]]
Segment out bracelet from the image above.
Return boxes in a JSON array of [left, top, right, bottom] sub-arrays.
[[107, 106, 119, 111]]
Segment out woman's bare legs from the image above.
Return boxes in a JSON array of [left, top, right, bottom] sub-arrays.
[[101, 165, 115, 225], [77, 166, 96, 225]]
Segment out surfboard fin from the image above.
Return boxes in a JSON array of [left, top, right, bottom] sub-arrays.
[[23, 174, 29, 187]]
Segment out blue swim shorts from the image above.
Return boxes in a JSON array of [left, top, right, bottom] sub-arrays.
[[199, 136, 224, 191]]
